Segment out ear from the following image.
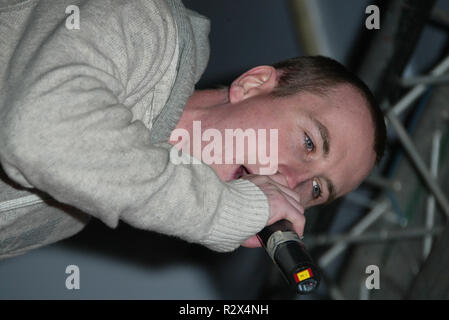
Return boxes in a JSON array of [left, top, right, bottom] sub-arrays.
[[229, 66, 277, 104]]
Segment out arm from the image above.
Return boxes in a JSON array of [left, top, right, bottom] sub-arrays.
[[0, 0, 269, 252]]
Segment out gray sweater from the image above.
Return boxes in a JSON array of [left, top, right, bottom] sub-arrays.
[[0, 0, 269, 258]]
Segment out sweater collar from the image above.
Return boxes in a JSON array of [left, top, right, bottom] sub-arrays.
[[150, 0, 210, 144]]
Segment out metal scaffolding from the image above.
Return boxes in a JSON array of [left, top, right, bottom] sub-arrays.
[[287, 0, 449, 300]]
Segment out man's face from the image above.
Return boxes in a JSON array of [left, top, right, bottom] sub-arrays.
[[206, 84, 376, 208]]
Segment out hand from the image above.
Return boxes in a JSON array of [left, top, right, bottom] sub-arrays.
[[240, 173, 305, 248]]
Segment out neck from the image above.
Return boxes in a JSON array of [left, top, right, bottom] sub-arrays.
[[186, 88, 229, 110], [169, 88, 229, 144]]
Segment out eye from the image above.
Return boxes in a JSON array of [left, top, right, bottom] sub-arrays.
[[304, 133, 315, 152], [312, 180, 322, 199]]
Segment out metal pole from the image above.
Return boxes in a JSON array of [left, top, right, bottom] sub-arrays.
[[408, 223, 449, 299], [306, 226, 444, 247], [359, 280, 370, 300], [391, 54, 449, 115], [345, 192, 378, 210], [400, 74, 449, 87], [288, 0, 333, 57], [329, 284, 345, 300], [423, 130, 442, 260], [364, 175, 402, 192], [318, 200, 391, 268], [386, 111, 449, 217]]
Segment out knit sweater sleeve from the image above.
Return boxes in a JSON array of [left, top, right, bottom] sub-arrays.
[[0, 0, 269, 252]]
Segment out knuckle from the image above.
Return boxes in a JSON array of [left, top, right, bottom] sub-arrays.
[[297, 213, 306, 225], [289, 212, 306, 228]]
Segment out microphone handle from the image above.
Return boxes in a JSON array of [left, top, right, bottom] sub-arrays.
[[257, 220, 320, 295]]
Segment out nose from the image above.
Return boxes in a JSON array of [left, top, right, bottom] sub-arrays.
[[277, 163, 325, 208], [276, 163, 314, 190]]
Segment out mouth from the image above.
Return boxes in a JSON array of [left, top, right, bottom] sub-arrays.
[[233, 165, 251, 180]]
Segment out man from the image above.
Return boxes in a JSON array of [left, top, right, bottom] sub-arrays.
[[0, 0, 386, 258], [170, 57, 385, 248]]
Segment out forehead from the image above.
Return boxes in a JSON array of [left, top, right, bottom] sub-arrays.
[[287, 84, 373, 129], [303, 84, 368, 112]]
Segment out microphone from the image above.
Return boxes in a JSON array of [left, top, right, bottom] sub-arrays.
[[257, 220, 320, 294]]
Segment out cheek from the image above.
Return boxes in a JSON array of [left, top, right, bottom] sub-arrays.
[[278, 127, 302, 159], [208, 163, 232, 182]]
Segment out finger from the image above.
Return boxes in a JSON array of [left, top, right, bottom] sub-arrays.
[[267, 192, 306, 236], [242, 174, 301, 205], [271, 181, 301, 204], [241, 235, 262, 248], [266, 174, 302, 204], [267, 173, 304, 204], [267, 192, 302, 225], [276, 188, 304, 214], [285, 210, 306, 237]]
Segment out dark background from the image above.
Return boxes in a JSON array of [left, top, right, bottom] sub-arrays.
[[1, 0, 447, 299]]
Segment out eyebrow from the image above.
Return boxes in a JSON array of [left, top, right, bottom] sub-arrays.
[[322, 176, 337, 205], [308, 116, 335, 204], [311, 116, 330, 157]]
